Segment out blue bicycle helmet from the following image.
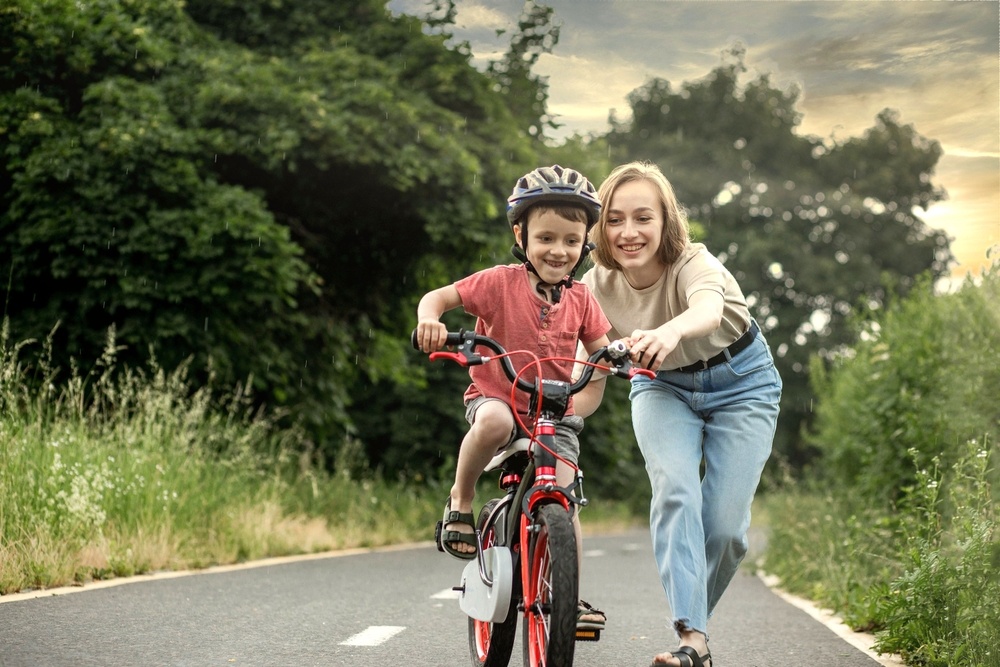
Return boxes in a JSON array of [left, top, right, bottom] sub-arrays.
[[506, 165, 601, 303]]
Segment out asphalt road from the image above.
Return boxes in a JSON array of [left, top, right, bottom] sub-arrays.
[[0, 529, 893, 667]]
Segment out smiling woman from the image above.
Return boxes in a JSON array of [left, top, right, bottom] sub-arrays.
[[578, 161, 783, 667]]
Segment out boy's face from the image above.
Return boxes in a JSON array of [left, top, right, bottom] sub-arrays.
[[514, 209, 588, 285]]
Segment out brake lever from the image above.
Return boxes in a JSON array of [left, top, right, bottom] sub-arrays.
[[429, 351, 468, 365], [429, 350, 490, 366]]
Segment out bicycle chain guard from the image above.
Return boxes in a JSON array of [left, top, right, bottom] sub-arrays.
[[458, 546, 514, 623]]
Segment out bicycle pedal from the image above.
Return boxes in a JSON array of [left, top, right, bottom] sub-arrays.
[[575, 628, 601, 642]]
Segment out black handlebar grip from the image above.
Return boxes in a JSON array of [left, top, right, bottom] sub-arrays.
[[411, 328, 469, 350]]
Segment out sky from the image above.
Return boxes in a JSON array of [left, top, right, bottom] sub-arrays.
[[388, 0, 999, 283]]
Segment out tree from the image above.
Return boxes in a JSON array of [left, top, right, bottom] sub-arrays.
[[603, 46, 953, 467], [0, 0, 539, 466]]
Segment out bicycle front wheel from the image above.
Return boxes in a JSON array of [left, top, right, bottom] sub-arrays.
[[469, 498, 519, 667], [523, 503, 578, 667]]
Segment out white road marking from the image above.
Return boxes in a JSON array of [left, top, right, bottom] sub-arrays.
[[582, 549, 606, 557], [340, 626, 406, 646], [431, 587, 461, 599]]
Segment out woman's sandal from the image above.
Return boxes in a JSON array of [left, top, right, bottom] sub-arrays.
[[434, 499, 477, 560], [650, 646, 712, 667]]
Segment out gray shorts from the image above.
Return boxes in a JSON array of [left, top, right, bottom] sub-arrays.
[[465, 396, 585, 465]]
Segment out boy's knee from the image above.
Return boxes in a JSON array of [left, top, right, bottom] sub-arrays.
[[475, 400, 514, 424]]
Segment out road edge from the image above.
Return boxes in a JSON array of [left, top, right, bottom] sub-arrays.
[[756, 572, 907, 667], [0, 541, 435, 605]]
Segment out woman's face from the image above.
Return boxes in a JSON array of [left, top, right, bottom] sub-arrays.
[[605, 179, 663, 272]]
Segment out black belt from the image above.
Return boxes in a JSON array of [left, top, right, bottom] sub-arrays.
[[673, 320, 759, 373]]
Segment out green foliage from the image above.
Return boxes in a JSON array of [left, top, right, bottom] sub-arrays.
[[760, 264, 1000, 667], [808, 266, 1000, 504], [873, 442, 1000, 666], [0, 0, 541, 467], [761, 439, 999, 667]]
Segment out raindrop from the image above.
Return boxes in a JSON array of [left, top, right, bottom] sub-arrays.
[[204, 318, 209, 331], [214, 154, 217, 162], [134, 50, 138, 59]]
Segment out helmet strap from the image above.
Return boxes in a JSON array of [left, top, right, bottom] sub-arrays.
[[510, 240, 594, 306]]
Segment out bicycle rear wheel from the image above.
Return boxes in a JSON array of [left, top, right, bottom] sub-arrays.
[[523, 503, 578, 667], [469, 498, 519, 667]]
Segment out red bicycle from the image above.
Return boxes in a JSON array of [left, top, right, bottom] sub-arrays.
[[413, 328, 652, 667]]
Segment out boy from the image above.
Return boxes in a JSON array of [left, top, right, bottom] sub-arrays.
[[414, 165, 611, 631]]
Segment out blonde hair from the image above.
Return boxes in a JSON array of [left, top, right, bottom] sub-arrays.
[[590, 161, 690, 270]]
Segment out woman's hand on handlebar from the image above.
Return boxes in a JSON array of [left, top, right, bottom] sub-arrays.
[[415, 319, 449, 353]]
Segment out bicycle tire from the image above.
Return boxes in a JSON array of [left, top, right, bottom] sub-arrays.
[[522, 503, 578, 667], [468, 498, 519, 667]]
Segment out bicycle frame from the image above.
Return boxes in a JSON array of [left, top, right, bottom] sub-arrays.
[[412, 327, 651, 667]]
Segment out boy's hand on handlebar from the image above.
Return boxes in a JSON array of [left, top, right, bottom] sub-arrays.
[[415, 319, 449, 353]]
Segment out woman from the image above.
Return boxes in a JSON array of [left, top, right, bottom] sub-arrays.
[[577, 161, 782, 667]]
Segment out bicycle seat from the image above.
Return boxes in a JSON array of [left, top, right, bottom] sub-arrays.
[[484, 437, 532, 472]]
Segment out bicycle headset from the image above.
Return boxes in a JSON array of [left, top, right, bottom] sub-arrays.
[[506, 165, 602, 304]]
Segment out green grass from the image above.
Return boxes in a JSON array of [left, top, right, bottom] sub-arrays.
[[757, 439, 999, 667], [0, 318, 638, 594]]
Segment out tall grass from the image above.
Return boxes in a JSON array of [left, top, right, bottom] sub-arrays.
[[0, 319, 448, 593], [760, 439, 999, 666], [0, 319, 636, 595]]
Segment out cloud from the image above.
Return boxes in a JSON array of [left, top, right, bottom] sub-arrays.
[[455, 2, 514, 30]]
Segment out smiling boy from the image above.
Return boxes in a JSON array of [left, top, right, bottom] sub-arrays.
[[414, 165, 612, 631]]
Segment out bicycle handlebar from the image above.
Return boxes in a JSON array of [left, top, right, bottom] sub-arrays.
[[410, 328, 654, 398]]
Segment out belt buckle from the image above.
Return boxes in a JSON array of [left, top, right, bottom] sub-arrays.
[[694, 359, 709, 371]]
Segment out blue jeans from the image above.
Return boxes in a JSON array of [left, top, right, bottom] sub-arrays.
[[629, 326, 781, 638]]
